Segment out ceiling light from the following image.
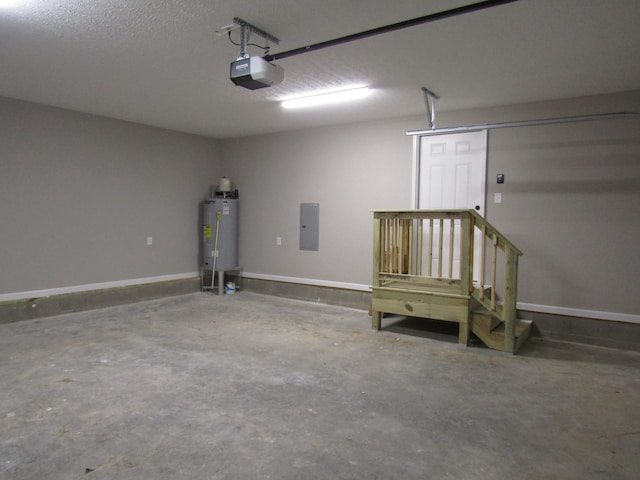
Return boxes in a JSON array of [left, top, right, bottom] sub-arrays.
[[281, 87, 372, 109], [0, 0, 27, 8]]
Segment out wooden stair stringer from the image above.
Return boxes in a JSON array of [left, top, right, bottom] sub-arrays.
[[469, 304, 533, 353]]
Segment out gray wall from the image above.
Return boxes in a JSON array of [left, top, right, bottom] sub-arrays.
[[0, 97, 221, 295], [219, 117, 415, 285], [3, 90, 638, 320], [484, 99, 640, 316], [220, 90, 640, 318]]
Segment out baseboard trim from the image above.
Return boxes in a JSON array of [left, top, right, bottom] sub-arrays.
[[242, 273, 638, 325], [517, 302, 640, 325], [0, 272, 199, 303], [241, 272, 371, 292]]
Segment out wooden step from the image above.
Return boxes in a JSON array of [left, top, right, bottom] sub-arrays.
[[470, 309, 501, 332], [499, 319, 533, 353], [471, 318, 533, 353], [472, 284, 493, 300], [471, 287, 504, 319]]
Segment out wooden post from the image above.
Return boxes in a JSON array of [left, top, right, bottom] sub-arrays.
[[437, 219, 444, 278], [491, 233, 498, 312], [380, 218, 385, 272], [448, 219, 455, 279], [503, 245, 518, 353], [459, 214, 471, 346], [460, 215, 471, 297], [467, 215, 474, 291], [389, 218, 395, 273], [417, 219, 423, 276], [395, 218, 401, 273], [404, 218, 408, 273], [480, 225, 486, 299], [428, 219, 434, 276], [372, 213, 382, 330]]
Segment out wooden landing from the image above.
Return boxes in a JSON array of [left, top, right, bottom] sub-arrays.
[[371, 286, 470, 345]]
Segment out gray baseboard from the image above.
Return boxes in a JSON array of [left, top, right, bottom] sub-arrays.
[[2, 275, 638, 352], [236, 276, 640, 352], [518, 310, 640, 352], [0, 277, 200, 324], [233, 276, 371, 311]]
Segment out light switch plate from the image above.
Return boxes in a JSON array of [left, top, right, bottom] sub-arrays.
[[494, 193, 502, 204]]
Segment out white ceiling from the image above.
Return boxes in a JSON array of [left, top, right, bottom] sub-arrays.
[[1, 0, 639, 139]]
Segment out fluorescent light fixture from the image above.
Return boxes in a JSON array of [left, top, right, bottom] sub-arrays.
[[282, 86, 372, 109], [0, 0, 26, 7]]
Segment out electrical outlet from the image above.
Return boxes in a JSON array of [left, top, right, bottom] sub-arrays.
[[147, 236, 153, 245], [494, 193, 502, 204], [276, 237, 282, 246]]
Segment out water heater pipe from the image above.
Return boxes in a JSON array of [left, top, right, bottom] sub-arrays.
[[210, 211, 222, 291]]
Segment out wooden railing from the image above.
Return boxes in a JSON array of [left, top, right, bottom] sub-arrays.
[[373, 209, 523, 352], [470, 212, 523, 352]]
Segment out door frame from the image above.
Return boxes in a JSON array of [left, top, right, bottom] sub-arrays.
[[410, 129, 488, 213]]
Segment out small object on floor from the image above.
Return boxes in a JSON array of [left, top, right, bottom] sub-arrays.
[[85, 467, 95, 474]]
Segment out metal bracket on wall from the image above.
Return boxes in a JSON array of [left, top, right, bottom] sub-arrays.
[[422, 87, 440, 130]]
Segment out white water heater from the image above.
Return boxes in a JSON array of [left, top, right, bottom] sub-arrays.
[[202, 197, 238, 272]]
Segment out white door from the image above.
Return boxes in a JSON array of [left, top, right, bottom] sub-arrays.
[[414, 130, 487, 278]]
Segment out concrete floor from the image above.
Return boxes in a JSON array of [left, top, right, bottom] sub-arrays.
[[1, 292, 639, 479]]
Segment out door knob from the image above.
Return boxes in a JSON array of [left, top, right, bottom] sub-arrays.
[[475, 205, 480, 211]]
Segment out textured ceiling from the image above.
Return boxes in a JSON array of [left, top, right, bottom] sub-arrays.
[[1, 0, 639, 139]]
